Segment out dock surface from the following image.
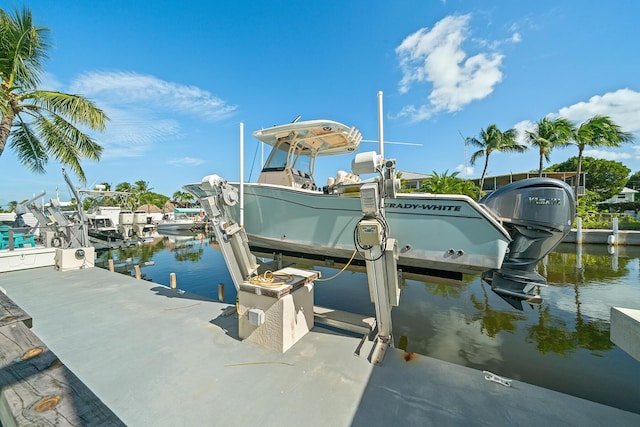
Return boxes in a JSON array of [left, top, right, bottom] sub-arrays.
[[1, 266, 639, 426]]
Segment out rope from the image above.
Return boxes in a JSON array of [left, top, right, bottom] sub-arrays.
[[316, 249, 359, 282], [248, 270, 294, 288]]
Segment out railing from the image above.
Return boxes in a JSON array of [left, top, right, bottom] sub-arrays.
[[0, 225, 38, 251]]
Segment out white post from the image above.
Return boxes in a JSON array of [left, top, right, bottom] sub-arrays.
[[611, 216, 619, 246], [576, 243, 583, 270], [240, 122, 245, 227], [576, 217, 582, 244], [377, 91, 384, 159]]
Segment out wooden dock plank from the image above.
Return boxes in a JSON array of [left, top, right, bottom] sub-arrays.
[[0, 322, 125, 426], [0, 291, 32, 328]]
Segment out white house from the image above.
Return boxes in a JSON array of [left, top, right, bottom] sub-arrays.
[[603, 187, 638, 204]]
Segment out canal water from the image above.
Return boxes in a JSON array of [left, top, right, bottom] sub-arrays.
[[97, 235, 640, 414]]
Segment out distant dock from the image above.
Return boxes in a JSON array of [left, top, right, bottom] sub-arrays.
[[1, 265, 639, 425]]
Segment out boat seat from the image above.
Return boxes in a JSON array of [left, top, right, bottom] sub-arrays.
[[334, 170, 361, 185], [20, 234, 36, 247], [1, 231, 36, 249]]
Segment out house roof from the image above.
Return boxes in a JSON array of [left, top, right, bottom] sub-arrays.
[[398, 171, 431, 181], [619, 187, 638, 194]]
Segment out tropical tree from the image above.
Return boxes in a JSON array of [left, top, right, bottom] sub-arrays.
[[138, 191, 168, 209], [420, 170, 479, 198], [114, 181, 132, 193], [547, 156, 630, 202], [172, 190, 194, 205], [467, 124, 527, 198], [571, 115, 633, 198], [525, 117, 574, 177], [133, 180, 152, 194], [0, 7, 108, 183], [625, 170, 640, 190]]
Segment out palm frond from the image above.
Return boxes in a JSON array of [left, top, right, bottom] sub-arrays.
[[30, 90, 109, 130], [0, 7, 50, 89], [35, 115, 95, 183], [469, 149, 485, 166], [8, 118, 47, 173]]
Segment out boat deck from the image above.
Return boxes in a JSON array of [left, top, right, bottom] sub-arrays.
[[1, 266, 638, 426]]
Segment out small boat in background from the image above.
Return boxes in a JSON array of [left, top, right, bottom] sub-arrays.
[[157, 212, 196, 234]]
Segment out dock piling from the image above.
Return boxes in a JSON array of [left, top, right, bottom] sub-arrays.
[[108, 259, 115, 272], [170, 273, 177, 289], [134, 265, 141, 279], [218, 283, 225, 303]]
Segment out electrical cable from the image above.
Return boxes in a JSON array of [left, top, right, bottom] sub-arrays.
[[315, 249, 359, 282]]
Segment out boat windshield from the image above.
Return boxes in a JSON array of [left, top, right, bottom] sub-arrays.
[[91, 217, 113, 228], [263, 142, 313, 176]]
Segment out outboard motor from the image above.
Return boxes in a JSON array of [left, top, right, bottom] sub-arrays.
[[479, 178, 576, 309]]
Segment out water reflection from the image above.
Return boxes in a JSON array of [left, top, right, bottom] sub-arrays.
[[97, 237, 640, 414]]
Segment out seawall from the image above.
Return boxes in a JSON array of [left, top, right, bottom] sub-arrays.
[[563, 229, 640, 245]]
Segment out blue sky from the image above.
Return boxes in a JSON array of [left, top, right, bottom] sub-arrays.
[[2, 0, 639, 206]]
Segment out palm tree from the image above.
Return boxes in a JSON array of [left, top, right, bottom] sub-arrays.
[[133, 180, 152, 194], [420, 170, 479, 198], [115, 181, 132, 193], [172, 190, 194, 206], [0, 7, 108, 183], [572, 115, 633, 198], [467, 124, 526, 198], [525, 117, 574, 177]]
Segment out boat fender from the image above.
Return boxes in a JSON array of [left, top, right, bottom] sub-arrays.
[[52, 237, 62, 248]]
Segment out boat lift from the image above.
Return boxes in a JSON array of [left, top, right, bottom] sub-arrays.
[[196, 151, 401, 363]]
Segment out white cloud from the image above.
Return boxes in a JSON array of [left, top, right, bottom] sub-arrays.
[[61, 71, 237, 158], [167, 157, 206, 166], [70, 71, 237, 121], [395, 14, 505, 121], [40, 72, 64, 91], [558, 88, 640, 133], [513, 119, 536, 146], [455, 164, 474, 177]]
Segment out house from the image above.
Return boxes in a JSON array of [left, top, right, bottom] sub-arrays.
[[398, 171, 432, 190], [602, 187, 638, 204], [470, 171, 586, 196]]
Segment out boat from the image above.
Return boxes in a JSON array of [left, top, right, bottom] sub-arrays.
[[157, 212, 196, 234], [86, 212, 134, 250], [184, 119, 575, 306]]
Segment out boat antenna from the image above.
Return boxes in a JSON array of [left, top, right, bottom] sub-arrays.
[[458, 130, 468, 180], [362, 139, 423, 147], [292, 115, 301, 123]]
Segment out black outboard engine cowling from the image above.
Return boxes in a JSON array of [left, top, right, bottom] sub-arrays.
[[479, 178, 576, 309]]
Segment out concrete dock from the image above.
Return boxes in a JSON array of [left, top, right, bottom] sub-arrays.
[[1, 265, 639, 426]]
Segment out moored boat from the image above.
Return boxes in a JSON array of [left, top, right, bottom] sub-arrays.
[[185, 119, 575, 305]]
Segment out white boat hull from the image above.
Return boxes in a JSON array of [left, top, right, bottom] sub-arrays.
[[227, 183, 511, 276], [157, 221, 195, 233]]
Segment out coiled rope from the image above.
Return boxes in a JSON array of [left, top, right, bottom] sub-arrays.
[[248, 270, 294, 288]]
